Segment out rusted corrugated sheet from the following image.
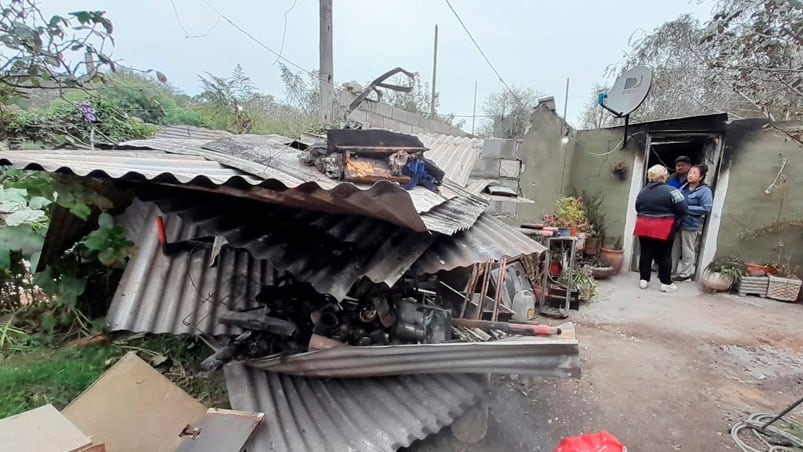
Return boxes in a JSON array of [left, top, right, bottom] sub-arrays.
[[244, 334, 580, 378], [413, 213, 547, 275], [157, 125, 233, 141], [224, 363, 485, 452], [107, 200, 270, 335], [418, 133, 484, 186]]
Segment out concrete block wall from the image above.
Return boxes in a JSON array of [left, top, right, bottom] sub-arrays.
[[341, 91, 468, 136], [468, 138, 523, 218]]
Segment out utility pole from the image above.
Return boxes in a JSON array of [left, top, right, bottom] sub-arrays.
[[319, 0, 334, 124], [430, 24, 438, 116], [471, 81, 478, 135]]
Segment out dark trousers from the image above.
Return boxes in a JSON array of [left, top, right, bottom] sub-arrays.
[[639, 236, 673, 284]]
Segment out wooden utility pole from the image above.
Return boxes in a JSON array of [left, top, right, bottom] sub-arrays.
[[319, 0, 334, 124], [430, 24, 438, 116]]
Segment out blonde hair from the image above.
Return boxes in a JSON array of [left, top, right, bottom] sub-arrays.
[[647, 164, 669, 182]]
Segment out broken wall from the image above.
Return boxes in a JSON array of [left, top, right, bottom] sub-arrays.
[[469, 138, 523, 218], [514, 105, 577, 226]]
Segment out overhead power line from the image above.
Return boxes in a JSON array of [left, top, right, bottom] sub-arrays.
[[443, 0, 527, 109], [199, 0, 337, 90]]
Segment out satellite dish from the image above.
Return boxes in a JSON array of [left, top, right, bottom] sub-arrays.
[[597, 66, 653, 149], [598, 66, 653, 117]]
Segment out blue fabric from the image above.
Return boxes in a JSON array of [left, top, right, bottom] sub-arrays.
[[667, 173, 686, 188], [680, 183, 713, 230], [402, 160, 438, 192]]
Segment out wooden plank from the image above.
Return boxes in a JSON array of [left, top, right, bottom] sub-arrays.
[[62, 352, 207, 452], [0, 403, 92, 452], [176, 408, 264, 452]]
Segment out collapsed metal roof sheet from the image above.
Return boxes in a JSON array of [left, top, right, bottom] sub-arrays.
[[157, 125, 233, 141], [0, 147, 487, 234], [107, 200, 270, 335], [418, 133, 484, 186], [413, 213, 547, 275], [244, 333, 580, 378], [106, 199, 546, 335], [132, 190, 434, 301], [224, 363, 485, 452]]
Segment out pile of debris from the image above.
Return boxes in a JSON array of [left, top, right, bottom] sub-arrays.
[[0, 127, 579, 450]]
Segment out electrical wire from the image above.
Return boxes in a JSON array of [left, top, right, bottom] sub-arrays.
[[169, 0, 221, 39], [199, 0, 338, 91], [443, 0, 527, 109], [274, 0, 299, 64]]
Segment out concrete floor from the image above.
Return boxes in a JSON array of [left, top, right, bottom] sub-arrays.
[[410, 272, 803, 451]]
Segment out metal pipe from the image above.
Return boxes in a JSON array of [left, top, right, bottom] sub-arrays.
[[492, 257, 508, 321], [475, 260, 493, 320], [460, 264, 480, 319], [452, 318, 561, 336]]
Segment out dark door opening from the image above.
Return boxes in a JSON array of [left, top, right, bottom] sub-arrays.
[[630, 134, 723, 275]]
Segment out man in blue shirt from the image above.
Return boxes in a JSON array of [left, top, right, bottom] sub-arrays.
[[667, 156, 691, 188]]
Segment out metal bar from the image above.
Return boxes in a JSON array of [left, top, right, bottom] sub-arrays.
[[760, 395, 803, 432], [460, 264, 480, 319], [451, 318, 561, 336], [492, 257, 508, 321], [475, 260, 493, 320]]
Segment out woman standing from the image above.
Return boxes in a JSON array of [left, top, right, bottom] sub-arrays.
[[673, 164, 713, 281], [634, 165, 688, 292]]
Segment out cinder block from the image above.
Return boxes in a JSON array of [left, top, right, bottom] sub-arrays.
[[483, 139, 517, 158], [499, 159, 521, 178], [367, 112, 384, 128], [499, 178, 519, 190], [383, 117, 401, 131], [470, 157, 501, 178], [398, 123, 413, 134], [377, 102, 393, 118], [411, 125, 425, 134], [392, 107, 407, 122], [500, 201, 518, 217]]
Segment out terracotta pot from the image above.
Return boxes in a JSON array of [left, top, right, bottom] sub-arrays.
[[744, 263, 776, 277], [590, 266, 614, 280], [701, 271, 733, 292], [600, 248, 624, 275]]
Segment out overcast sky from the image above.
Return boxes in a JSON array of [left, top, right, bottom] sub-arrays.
[[42, 0, 714, 130]]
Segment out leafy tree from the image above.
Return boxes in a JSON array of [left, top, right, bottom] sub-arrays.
[[0, 1, 115, 103], [703, 0, 803, 143], [279, 63, 319, 117], [479, 86, 541, 138]]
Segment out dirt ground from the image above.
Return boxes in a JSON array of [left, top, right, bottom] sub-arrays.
[[410, 273, 803, 452]]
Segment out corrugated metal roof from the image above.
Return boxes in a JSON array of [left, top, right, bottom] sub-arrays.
[[0, 148, 465, 234], [417, 133, 484, 186], [106, 199, 546, 335], [413, 213, 546, 275], [107, 200, 271, 335], [157, 125, 233, 141], [244, 334, 580, 378], [224, 363, 485, 452], [131, 191, 434, 301]]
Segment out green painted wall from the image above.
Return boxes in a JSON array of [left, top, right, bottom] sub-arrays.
[[569, 128, 640, 246], [716, 122, 803, 274], [514, 105, 576, 226]]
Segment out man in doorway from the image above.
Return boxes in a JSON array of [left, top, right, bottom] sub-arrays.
[[667, 155, 691, 188]]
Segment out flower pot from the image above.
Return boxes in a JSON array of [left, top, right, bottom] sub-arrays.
[[600, 248, 624, 275], [701, 271, 732, 292], [589, 266, 614, 280], [744, 263, 777, 277], [767, 275, 802, 302]]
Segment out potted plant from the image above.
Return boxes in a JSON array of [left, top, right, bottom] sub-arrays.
[[764, 240, 802, 302], [585, 255, 614, 280], [559, 269, 597, 302], [600, 236, 624, 275], [702, 255, 745, 292]]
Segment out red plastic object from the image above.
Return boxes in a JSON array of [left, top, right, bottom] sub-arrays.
[[549, 262, 562, 277], [553, 431, 625, 452], [155, 216, 167, 245]]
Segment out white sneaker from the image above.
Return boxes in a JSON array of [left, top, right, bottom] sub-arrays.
[[639, 280, 648, 289], [661, 283, 678, 292]]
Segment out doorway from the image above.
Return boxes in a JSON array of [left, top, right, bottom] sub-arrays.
[[625, 133, 724, 278]]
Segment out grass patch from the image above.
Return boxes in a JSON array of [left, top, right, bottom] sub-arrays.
[[0, 334, 229, 419]]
